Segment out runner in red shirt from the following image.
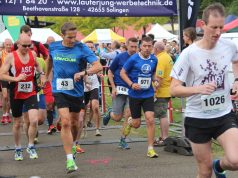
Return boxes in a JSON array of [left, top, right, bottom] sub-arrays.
[[0, 34, 46, 161]]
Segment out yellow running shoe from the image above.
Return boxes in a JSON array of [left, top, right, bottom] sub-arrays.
[[76, 144, 85, 154], [147, 149, 158, 158], [123, 117, 132, 136]]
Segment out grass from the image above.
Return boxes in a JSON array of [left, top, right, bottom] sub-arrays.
[[102, 77, 223, 156]]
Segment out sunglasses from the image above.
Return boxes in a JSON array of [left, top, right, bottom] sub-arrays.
[[21, 44, 32, 48]]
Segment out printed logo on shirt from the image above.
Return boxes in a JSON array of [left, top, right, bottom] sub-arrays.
[[141, 64, 151, 74], [54, 53, 76, 62], [178, 68, 183, 76]]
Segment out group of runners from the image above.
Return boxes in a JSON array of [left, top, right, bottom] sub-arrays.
[[1, 2, 238, 178]]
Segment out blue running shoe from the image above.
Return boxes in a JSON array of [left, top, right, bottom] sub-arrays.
[[26, 146, 38, 159], [118, 137, 130, 149], [213, 159, 226, 178], [103, 108, 112, 125]]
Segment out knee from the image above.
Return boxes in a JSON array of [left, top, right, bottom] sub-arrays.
[[38, 118, 44, 125], [30, 118, 38, 126], [132, 120, 141, 128], [92, 105, 99, 114], [14, 120, 21, 129], [62, 119, 71, 128], [146, 117, 155, 126], [112, 114, 122, 122]]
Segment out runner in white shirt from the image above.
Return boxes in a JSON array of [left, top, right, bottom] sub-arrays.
[[170, 3, 238, 178]]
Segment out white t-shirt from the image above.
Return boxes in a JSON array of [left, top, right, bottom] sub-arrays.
[[84, 63, 100, 92], [171, 38, 238, 119]]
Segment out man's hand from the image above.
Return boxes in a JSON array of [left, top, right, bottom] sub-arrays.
[[196, 82, 217, 95], [232, 81, 238, 98], [40, 74, 47, 88], [111, 87, 117, 98], [131, 83, 141, 90], [74, 71, 85, 82], [15, 73, 27, 82]]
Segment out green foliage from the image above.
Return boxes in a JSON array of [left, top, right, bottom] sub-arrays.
[[36, 16, 170, 37]]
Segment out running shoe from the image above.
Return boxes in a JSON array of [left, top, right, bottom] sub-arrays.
[[118, 137, 130, 149], [103, 108, 112, 125], [66, 159, 78, 174], [213, 159, 227, 178], [95, 129, 102, 136], [47, 124, 57, 134], [72, 145, 77, 160], [147, 149, 158, 158], [26, 146, 38, 159], [76, 144, 85, 154], [87, 121, 93, 128], [14, 149, 23, 161], [123, 117, 132, 137], [153, 137, 166, 147], [1, 116, 7, 125], [6, 115, 11, 124]]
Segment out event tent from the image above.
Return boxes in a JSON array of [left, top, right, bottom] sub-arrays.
[[146, 23, 177, 41], [81, 29, 126, 43], [223, 19, 238, 32], [0, 28, 62, 43]]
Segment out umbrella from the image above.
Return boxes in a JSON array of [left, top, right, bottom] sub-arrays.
[[81, 29, 126, 43]]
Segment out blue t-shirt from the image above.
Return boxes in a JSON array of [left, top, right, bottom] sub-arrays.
[[49, 41, 97, 97], [109, 51, 131, 88], [123, 53, 157, 98]]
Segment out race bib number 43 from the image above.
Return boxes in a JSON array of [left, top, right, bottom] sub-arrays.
[[201, 91, 226, 113], [138, 77, 151, 89], [56, 78, 74, 90], [18, 81, 33, 93]]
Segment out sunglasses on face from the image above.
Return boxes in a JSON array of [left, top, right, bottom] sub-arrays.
[[21, 44, 32, 48]]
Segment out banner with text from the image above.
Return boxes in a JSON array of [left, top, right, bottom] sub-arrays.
[[0, 0, 177, 17]]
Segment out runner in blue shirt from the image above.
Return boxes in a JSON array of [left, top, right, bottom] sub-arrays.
[[103, 37, 138, 149], [46, 22, 102, 174], [120, 36, 159, 158]]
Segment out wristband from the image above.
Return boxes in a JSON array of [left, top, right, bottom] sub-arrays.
[[130, 83, 134, 88], [85, 70, 88, 75], [235, 78, 238, 82], [40, 72, 45, 75]]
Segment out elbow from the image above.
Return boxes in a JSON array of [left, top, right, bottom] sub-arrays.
[[99, 64, 103, 72], [170, 85, 178, 97]]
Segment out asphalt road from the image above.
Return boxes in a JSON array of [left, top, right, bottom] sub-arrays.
[[0, 121, 238, 178]]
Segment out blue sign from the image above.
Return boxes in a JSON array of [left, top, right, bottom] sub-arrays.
[[0, 0, 177, 17]]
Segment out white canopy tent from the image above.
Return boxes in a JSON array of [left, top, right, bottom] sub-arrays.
[[146, 23, 177, 41], [0, 28, 62, 43]]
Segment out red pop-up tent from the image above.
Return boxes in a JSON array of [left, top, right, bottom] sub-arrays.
[[223, 19, 238, 32]]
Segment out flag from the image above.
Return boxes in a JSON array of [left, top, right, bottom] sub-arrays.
[[179, 0, 200, 50], [2, 16, 25, 42]]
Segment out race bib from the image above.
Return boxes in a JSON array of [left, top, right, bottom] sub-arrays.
[[201, 91, 226, 113], [56, 78, 74, 90], [18, 81, 33, 93], [116, 86, 129, 95], [138, 77, 151, 89]]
